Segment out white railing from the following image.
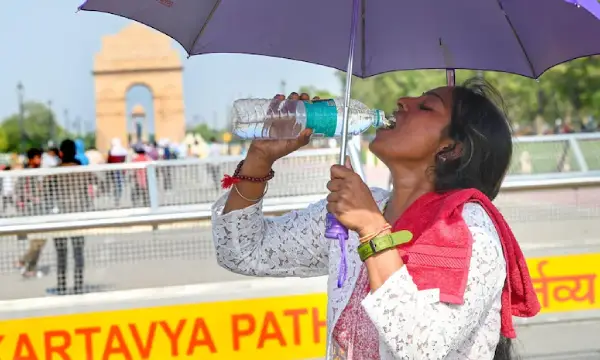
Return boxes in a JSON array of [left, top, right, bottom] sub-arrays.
[[2, 133, 600, 229]]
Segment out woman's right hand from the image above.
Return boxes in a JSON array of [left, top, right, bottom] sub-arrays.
[[247, 128, 312, 165], [246, 93, 313, 165]]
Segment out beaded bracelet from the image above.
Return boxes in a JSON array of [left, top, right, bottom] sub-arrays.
[[220, 160, 275, 189]]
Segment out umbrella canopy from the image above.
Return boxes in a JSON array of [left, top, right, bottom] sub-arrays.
[[80, 0, 600, 79]]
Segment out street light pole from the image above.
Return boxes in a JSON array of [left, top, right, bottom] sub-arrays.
[[63, 109, 70, 137], [48, 100, 55, 146], [76, 116, 83, 138], [16, 82, 25, 154]]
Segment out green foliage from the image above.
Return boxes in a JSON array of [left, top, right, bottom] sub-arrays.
[[80, 132, 97, 150], [0, 101, 99, 153], [332, 56, 600, 133], [0, 127, 8, 153], [189, 123, 224, 142], [0, 101, 65, 152]]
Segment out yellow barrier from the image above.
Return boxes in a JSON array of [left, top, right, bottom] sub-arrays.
[[0, 293, 328, 360], [528, 253, 598, 313], [1, 253, 598, 359]]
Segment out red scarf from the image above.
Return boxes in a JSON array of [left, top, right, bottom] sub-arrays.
[[333, 189, 540, 357]]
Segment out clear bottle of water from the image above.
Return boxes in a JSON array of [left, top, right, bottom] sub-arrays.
[[230, 98, 389, 139]]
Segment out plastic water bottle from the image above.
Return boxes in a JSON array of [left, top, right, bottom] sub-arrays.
[[230, 98, 388, 139]]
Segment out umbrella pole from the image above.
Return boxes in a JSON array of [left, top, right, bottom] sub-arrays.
[[325, 0, 361, 289], [338, 0, 361, 165], [446, 69, 455, 86]]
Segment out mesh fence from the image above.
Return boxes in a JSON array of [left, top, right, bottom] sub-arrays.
[[0, 222, 224, 299], [0, 164, 148, 218], [1, 135, 599, 301], [0, 149, 338, 220], [2, 137, 598, 220], [1, 185, 599, 301], [156, 149, 338, 207]]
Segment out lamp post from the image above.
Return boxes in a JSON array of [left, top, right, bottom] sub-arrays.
[[64, 109, 70, 137], [16, 82, 25, 154], [48, 100, 55, 146]]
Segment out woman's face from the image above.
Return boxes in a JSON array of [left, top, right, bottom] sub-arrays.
[[369, 86, 454, 166]]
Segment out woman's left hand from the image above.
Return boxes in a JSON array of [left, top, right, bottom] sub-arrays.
[[326, 157, 387, 236]]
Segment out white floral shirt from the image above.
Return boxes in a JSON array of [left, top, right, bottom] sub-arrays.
[[212, 188, 507, 360]]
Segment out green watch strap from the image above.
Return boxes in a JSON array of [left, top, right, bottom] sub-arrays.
[[358, 230, 413, 262]]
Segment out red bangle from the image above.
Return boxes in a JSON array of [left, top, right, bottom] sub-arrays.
[[220, 160, 275, 189]]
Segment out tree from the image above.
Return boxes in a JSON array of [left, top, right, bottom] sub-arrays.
[[0, 127, 8, 153], [189, 123, 223, 142], [337, 70, 447, 116], [541, 57, 600, 121], [0, 101, 66, 153], [80, 132, 97, 150]]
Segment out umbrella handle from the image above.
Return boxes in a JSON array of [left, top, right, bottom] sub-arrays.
[[325, 213, 350, 287]]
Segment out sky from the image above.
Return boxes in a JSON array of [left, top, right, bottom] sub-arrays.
[[0, 1, 341, 133]]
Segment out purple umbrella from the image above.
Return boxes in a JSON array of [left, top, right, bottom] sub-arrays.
[[79, 0, 600, 287], [80, 0, 600, 79]]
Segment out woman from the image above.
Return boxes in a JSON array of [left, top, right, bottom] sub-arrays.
[[45, 139, 97, 294], [211, 80, 540, 359]]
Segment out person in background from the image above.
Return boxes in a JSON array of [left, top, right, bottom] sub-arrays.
[[147, 141, 160, 161], [207, 137, 223, 191], [160, 140, 175, 190], [131, 144, 151, 207], [74, 139, 90, 166], [42, 147, 60, 168], [300, 92, 311, 101], [85, 146, 105, 165], [3, 155, 22, 213], [107, 138, 128, 164], [45, 139, 96, 294], [107, 138, 128, 206], [15, 148, 48, 278], [1, 165, 15, 212]]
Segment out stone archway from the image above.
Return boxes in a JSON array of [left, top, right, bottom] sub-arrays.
[[93, 23, 185, 153]]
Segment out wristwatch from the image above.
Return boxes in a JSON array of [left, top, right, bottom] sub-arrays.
[[357, 230, 413, 262]]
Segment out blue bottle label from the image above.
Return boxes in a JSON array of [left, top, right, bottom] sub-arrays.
[[304, 99, 338, 137]]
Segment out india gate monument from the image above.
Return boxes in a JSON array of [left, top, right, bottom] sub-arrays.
[[93, 23, 185, 153]]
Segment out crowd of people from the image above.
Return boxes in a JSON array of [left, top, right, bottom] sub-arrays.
[[0, 138, 182, 294], [0, 135, 229, 294], [3, 139, 97, 294]]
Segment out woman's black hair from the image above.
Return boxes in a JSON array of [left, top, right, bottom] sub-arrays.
[[434, 78, 518, 360], [434, 78, 513, 201]]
